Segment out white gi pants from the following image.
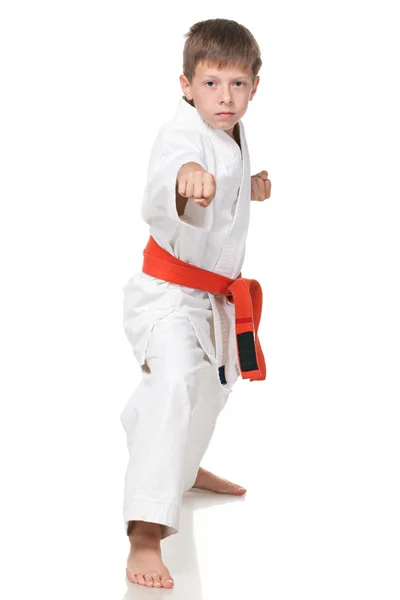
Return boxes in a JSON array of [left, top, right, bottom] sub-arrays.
[[120, 310, 229, 540]]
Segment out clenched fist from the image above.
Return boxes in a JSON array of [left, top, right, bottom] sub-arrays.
[[251, 170, 271, 201], [176, 162, 216, 208]]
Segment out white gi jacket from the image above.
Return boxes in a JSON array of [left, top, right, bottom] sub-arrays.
[[123, 96, 252, 392]]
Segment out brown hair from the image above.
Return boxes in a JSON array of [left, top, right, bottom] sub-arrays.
[[182, 19, 262, 85]]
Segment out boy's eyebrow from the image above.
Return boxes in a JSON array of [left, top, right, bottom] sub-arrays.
[[202, 73, 251, 79]]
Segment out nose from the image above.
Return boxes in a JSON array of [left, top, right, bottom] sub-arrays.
[[219, 85, 233, 105]]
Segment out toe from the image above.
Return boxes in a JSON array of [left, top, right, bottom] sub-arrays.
[[235, 484, 246, 493], [162, 576, 174, 588], [153, 574, 162, 588], [137, 574, 146, 586], [126, 568, 137, 583], [227, 481, 246, 492], [144, 573, 154, 586]]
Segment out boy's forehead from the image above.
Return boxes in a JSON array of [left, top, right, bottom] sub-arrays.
[[195, 61, 252, 79]]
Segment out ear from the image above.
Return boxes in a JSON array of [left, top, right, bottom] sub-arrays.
[[250, 76, 260, 101], [180, 74, 192, 100]]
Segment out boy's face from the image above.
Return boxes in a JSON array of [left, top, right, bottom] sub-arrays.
[[180, 61, 260, 138]]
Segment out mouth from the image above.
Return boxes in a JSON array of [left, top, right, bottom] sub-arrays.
[[216, 112, 235, 116]]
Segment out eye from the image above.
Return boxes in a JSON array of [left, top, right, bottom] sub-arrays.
[[205, 81, 215, 87], [235, 81, 245, 87]]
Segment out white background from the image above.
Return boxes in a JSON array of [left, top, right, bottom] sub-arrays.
[[1, 1, 399, 598]]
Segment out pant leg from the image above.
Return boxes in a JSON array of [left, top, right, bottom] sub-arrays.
[[120, 310, 223, 540], [182, 365, 230, 492]]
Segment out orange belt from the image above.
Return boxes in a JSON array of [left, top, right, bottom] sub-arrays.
[[142, 236, 266, 383]]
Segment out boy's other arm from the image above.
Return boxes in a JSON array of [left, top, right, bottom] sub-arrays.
[[176, 162, 216, 216]]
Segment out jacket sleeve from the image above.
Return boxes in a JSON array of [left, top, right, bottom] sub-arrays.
[[141, 128, 215, 231]]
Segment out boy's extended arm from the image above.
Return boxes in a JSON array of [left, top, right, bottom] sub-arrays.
[[175, 162, 206, 217]]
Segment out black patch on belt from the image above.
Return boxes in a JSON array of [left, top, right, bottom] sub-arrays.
[[218, 366, 227, 385], [237, 331, 258, 372]]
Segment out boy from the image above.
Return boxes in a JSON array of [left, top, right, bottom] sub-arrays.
[[120, 18, 271, 589]]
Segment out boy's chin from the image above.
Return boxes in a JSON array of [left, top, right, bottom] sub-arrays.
[[211, 119, 238, 131]]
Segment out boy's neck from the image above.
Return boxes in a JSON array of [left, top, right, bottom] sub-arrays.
[[231, 122, 241, 148]]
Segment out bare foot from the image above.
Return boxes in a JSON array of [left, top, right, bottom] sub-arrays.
[[126, 521, 174, 588], [192, 467, 247, 495]]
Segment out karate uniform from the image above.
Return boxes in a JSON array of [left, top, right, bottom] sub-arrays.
[[120, 96, 252, 538]]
